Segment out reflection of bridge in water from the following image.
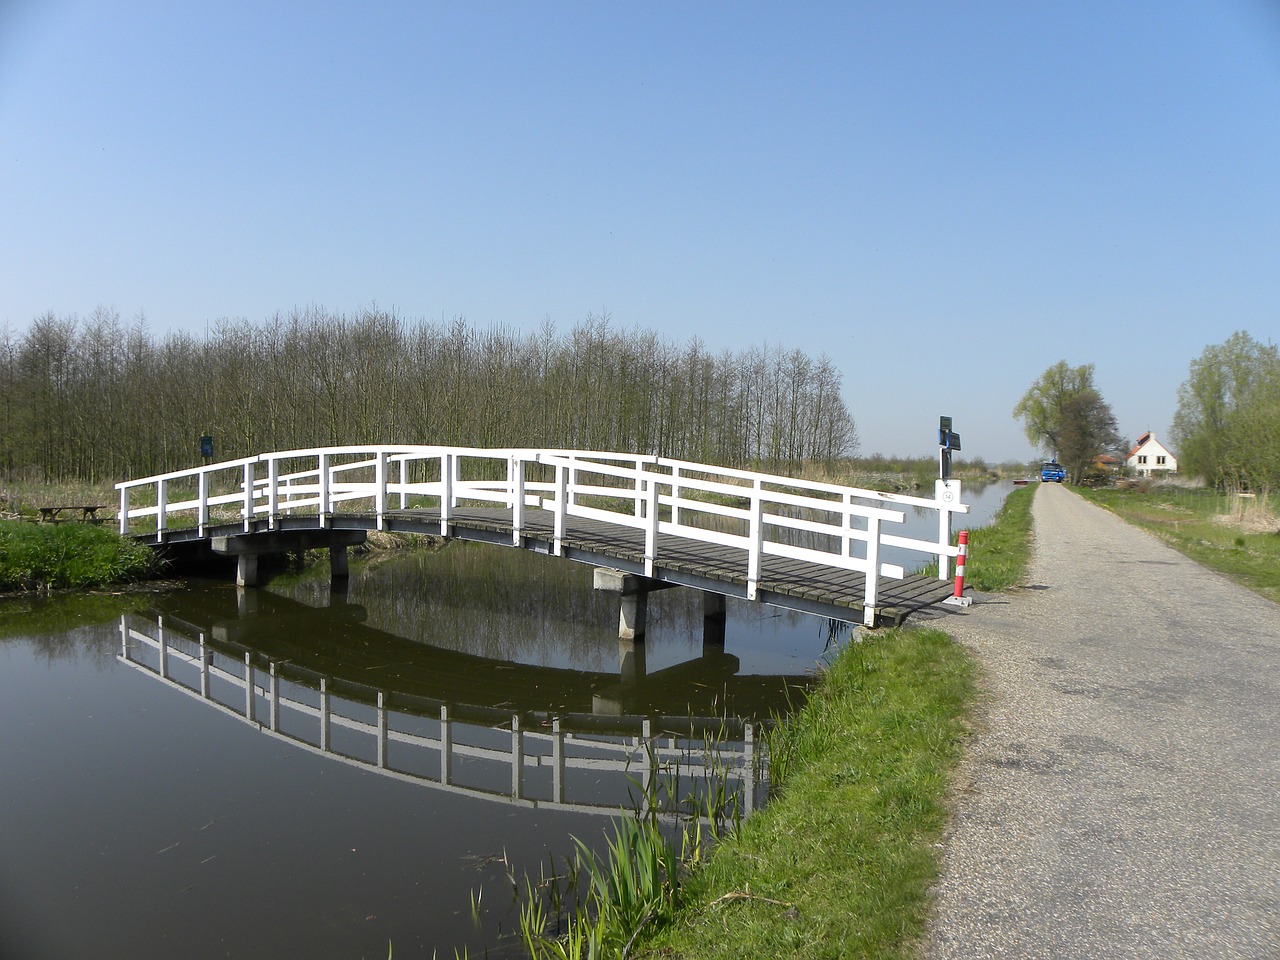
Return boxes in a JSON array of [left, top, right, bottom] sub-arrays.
[[118, 600, 769, 819]]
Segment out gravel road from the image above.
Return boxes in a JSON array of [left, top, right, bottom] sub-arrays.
[[924, 482, 1279, 959]]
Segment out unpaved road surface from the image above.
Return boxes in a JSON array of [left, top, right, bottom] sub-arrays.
[[926, 482, 1279, 959]]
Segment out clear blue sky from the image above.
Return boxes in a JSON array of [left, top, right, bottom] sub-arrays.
[[3, 1, 1278, 463]]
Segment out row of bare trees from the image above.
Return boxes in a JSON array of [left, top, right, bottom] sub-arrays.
[[0, 306, 858, 483]]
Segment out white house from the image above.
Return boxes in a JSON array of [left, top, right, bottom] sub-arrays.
[[1126, 432, 1178, 476]]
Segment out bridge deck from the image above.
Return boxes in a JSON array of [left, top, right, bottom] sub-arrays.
[[378, 506, 955, 625], [154, 506, 956, 626]]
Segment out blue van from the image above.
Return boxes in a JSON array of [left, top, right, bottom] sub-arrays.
[[1041, 460, 1066, 483]]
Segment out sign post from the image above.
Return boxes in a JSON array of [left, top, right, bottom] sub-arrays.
[[935, 417, 965, 590]]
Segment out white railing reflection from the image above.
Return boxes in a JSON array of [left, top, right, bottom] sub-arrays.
[[119, 614, 764, 820]]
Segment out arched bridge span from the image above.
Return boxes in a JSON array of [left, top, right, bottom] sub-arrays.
[[117, 446, 969, 627]]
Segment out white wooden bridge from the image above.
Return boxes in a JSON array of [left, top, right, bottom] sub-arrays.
[[117, 446, 970, 627]]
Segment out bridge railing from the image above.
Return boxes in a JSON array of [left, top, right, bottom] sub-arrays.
[[117, 445, 967, 624]]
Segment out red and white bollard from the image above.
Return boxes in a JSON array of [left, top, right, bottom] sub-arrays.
[[944, 530, 972, 607]]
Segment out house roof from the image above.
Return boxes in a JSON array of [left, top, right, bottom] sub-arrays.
[[1126, 432, 1175, 460]]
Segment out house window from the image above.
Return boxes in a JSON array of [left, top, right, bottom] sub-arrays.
[[1138, 455, 1148, 465], [1157, 456, 1166, 465]]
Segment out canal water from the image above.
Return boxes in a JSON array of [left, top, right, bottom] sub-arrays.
[[0, 481, 1014, 959]]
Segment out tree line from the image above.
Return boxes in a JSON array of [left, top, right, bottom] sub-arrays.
[[0, 306, 859, 483]]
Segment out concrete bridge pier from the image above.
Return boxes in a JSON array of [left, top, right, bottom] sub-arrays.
[[212, 529, 367, 588], [593, 568, 687, 640], [593, 566, 731, 650]]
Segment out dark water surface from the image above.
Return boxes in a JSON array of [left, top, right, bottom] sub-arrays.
[[0, 480, 1013, 959], [1, 552, 821, 959]]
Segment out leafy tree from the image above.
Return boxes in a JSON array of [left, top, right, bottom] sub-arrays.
[[1013, 361, 1120, 482], [1172, 331, 1280, 495], [1055, 388, 1120, 483]]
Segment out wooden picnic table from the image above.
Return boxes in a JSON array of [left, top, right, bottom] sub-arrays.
[[37, 505, 108, 523]]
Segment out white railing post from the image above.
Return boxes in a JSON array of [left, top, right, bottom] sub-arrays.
[[552, 718, 565, 803], [746, 479, 764, 600], [197, 469, 209, 536], [440, 452, 453, 536], [118, 486, 129, 535], [935, 478, 962, 580], [319, 679, 330, 751], [377, 691, 387, 769], [375, 449, 388, 531], [511, 714, 523, 799], [671, 466, 682, 527], [510, 454, 525, 545], [440, 705, 453, 785], [242, 462, 254, 532], [157, 479, 168, 536], [317, 452, 331, 528], [267, 456, 280, 529], [644, 478, 660, 578], [553, 461, 568, 556], [863, 515, 883, 627], [844, 492, 859, 561]]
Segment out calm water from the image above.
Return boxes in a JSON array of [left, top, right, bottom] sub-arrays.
[[0, 480, 1013, 959]]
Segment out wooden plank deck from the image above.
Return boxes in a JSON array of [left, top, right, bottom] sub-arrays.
[[375, 506, 955, 626]]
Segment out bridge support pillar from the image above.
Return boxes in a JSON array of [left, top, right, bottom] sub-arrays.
[[236, 553, 259, 588], [702, 592, 726, 651], [593, 567, 677, 641], [618, 637, 647, 684], [330, 543, 350, 580], [212, 529, 366, 589], [619, 593, 647, 640]]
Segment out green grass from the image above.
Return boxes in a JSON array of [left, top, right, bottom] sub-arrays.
[[0, 520, 157, 591], [961, 483, 1035, 592], [635, 627, 976, 959], [1077, 484, 1280, 604]]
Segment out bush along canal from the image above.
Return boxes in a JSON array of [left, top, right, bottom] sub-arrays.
[[0, 519, 156, 591], [0, 482, 1020, 958]]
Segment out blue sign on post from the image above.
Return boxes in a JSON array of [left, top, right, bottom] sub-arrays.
[[200, 435, 214, 459]]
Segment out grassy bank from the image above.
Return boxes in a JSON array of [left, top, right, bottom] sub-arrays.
[[635, 627, 976, 960], [0, 520, 156, 591], [1077, 484, 1280, 604], [619, 483, 1037, 957], [963, 483, 1035, 592]]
